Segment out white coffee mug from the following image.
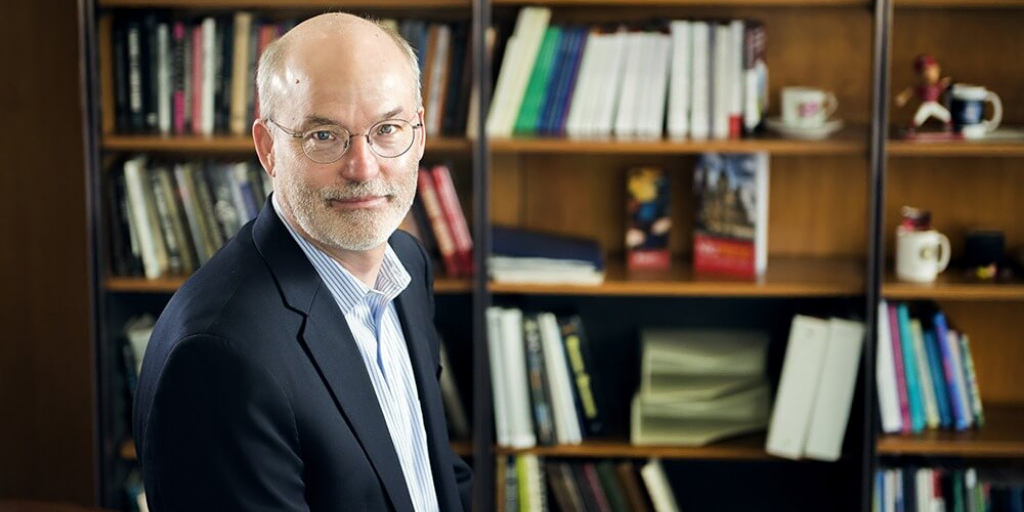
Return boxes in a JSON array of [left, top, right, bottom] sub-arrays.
[[896, 228, 951, 283], [951, 84, 1003, 139], [782, 87, 838, 128]]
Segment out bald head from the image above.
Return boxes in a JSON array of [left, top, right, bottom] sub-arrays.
[[256, 13, 421, 122]]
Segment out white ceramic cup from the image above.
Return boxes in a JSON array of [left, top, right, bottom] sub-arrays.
[[896, 227, 951, 283], [951, 84, 1003, 139], [782, 87, 838, 128]]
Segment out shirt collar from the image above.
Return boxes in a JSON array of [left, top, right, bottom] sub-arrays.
[[272, 194, 411, 314]]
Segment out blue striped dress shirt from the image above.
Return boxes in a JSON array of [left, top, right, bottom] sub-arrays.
[[273, 198, 439, 512]]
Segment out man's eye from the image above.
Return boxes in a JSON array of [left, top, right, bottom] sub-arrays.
[[377, 124, 398, 136], [312, 131, 335, 141]]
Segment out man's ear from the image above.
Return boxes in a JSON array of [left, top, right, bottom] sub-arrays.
[[253, 119, 276, 177], [415, 108, 426, 156]]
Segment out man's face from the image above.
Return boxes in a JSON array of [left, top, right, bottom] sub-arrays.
[[265, 31, 423, 253]]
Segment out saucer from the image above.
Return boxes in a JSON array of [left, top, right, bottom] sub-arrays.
[[766, 117, 844, 140]]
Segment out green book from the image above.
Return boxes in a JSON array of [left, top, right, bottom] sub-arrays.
[[513, 26, 561, 135]]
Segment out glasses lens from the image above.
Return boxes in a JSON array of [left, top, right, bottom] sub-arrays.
[[301, 125, 349, 163], [368, 119, 415, 158]]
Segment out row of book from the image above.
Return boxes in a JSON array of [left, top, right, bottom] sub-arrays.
[[109, 157, 271, 279], [875, 465, 1024, 512], [876, 300, 985, 435], [487, 7, 769, 140], [403, 165, 475, 278], [486, 308, 605, 448], [766, 315, 865, 461], [499, 456, 680, 512], [107, 13, 473, 137]]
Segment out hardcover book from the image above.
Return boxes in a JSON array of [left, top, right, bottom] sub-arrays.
[[692, 152, 768, 278]]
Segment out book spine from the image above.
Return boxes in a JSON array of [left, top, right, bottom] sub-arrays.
[[522, 315, 555, 445], [172, 22, 187, 135], [190, 24, 203, 134], [560, 315, 605, 437], [958, 334, 985, 427], [896, 303, 925, 433], [430, 165, 473, 276], [416, 168, 460, 277], [933, 312, 970, 431], [888, 304, 913, 433]]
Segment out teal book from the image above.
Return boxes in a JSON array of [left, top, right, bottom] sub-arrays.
[[897, 303, 925, 433], [514, 26, 562, 135], [924, 330, 953, 428]]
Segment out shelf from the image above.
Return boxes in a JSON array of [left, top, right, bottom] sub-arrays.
[[493, 0, 869, 6], [489, 256, 865, 297], [105, 275, 472, 294], [489, 127, 867, 156], [121, 438, 475, 460], [895, 0, 1024, 7], [877, 404, 1024, 458], [495, 434, 769, 460], [888, 136, 1024, 157], [883, 272, 1024, 301], [101, 135, 472, 155], [99, 0, 471, 8]]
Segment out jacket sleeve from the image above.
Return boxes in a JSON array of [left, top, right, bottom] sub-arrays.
[[138, 334, 310, 512]]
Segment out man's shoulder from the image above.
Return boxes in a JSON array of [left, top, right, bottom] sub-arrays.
[[389, 228, 427, 268]]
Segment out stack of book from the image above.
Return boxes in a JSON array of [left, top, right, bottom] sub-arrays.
[[109, 156, 271, 279], [766, 315, 865, 461], [489, 226, 605, 286], [486, 7, 769, 140], [499, 456, 680, 512], [107, 13, 472, 137], [875, 300, 985, 435], [486, 308, 605, 448], [875, 465, 1024, 512], [631, 329, 770, 446]]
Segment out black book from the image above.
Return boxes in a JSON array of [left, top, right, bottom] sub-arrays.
[[442, 21, 468, 135], [142, 12, 160, 132], [215, 15, 233, 134], [124, 16, 145, 132], [112, 18, 130, 132], [559, 315, 607, 437], [106, 170, 129, 276]]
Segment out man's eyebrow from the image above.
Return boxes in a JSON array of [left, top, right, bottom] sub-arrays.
[[300, 108, 407, 129], [375, 107, 405, 122]]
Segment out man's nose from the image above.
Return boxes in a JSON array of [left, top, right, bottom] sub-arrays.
[[340, 134, 381, 183]]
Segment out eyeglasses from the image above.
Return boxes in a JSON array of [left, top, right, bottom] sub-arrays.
[[264, 117, 423, 164]]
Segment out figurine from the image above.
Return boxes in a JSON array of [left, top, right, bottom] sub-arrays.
[[895, 54, 952, 132]]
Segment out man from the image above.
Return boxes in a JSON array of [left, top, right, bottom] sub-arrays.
[[133, 13, 472, 512]]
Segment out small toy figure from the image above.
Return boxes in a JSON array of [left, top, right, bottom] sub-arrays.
[[895, 54, 952, 132]]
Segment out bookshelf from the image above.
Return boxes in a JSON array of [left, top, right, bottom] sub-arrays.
[[78, 0, 1024, 509], [118, 438, 477, 460]]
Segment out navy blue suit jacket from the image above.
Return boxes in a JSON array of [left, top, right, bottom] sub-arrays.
[[133, 201, 472, 512]]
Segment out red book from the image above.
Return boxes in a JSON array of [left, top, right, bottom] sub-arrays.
[[889, 303, 913, 434], [172, 22, 186, 135], [430, 165, 473, 276], [416, 168, 460, 277], [692, 153, 768, 278], [190, 25, 203, 135]]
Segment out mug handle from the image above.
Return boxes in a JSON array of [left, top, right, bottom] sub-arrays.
[[824, 92, 839, 118], [937, 233, 951, 273], [984, 91, 1003, 133]]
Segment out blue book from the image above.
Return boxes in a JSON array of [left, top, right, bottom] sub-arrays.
[[896, 304, 925, 433], [537, 26, 572, 134], [492, 226, 603, 268], [551, 27, 587, 135], [924, 330, 952, 428], [933, 312, 970, 430]]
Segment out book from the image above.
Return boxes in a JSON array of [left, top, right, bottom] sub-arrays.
[[766, 315, 830, 460], [626, 167, 671, 271], [692, 152, 769, 278], [804, 317, 865, 462]]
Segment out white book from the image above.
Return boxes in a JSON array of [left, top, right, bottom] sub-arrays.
[[711, 23, 731, 140], [641, 380, 770, 422], [123, 156, 167, 279], [875, 300, 904, 434], [156, 23, 171, 135], [754, 152, 770, 275], [485, 307, 512, 447], [565, 29, 599, 138], [765, 314, 830, 460], [538, 312, 582, 445], [595, 30, 628, 136], [649, 33, 672, 138], [487, 7, 551, 137], [613, 31, 643, 138], [499, 308, 536, 448], [640, 459, 681, 512], [910, 319, 940, 429], [485, 11, 523, 137], [916, 468, 933, 512], [666, 20, 691, 139], [230, 12, 253, 136], [641, 328, 769, 379], [804, 317, 865, 462], [689, 21, 710, 140], [201, 17, 216, 136], [884, 470, 897, 512], [729, 20, 745, 138]]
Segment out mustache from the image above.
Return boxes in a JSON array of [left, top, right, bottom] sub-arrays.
[[320, 182, 396, 200]]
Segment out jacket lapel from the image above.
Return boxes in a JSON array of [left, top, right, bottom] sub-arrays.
[[252, 202, 415, 512], [394, 270, 462, 512]]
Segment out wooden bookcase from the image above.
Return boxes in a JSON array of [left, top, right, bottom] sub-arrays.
[[78, 0, 1024, 510]]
